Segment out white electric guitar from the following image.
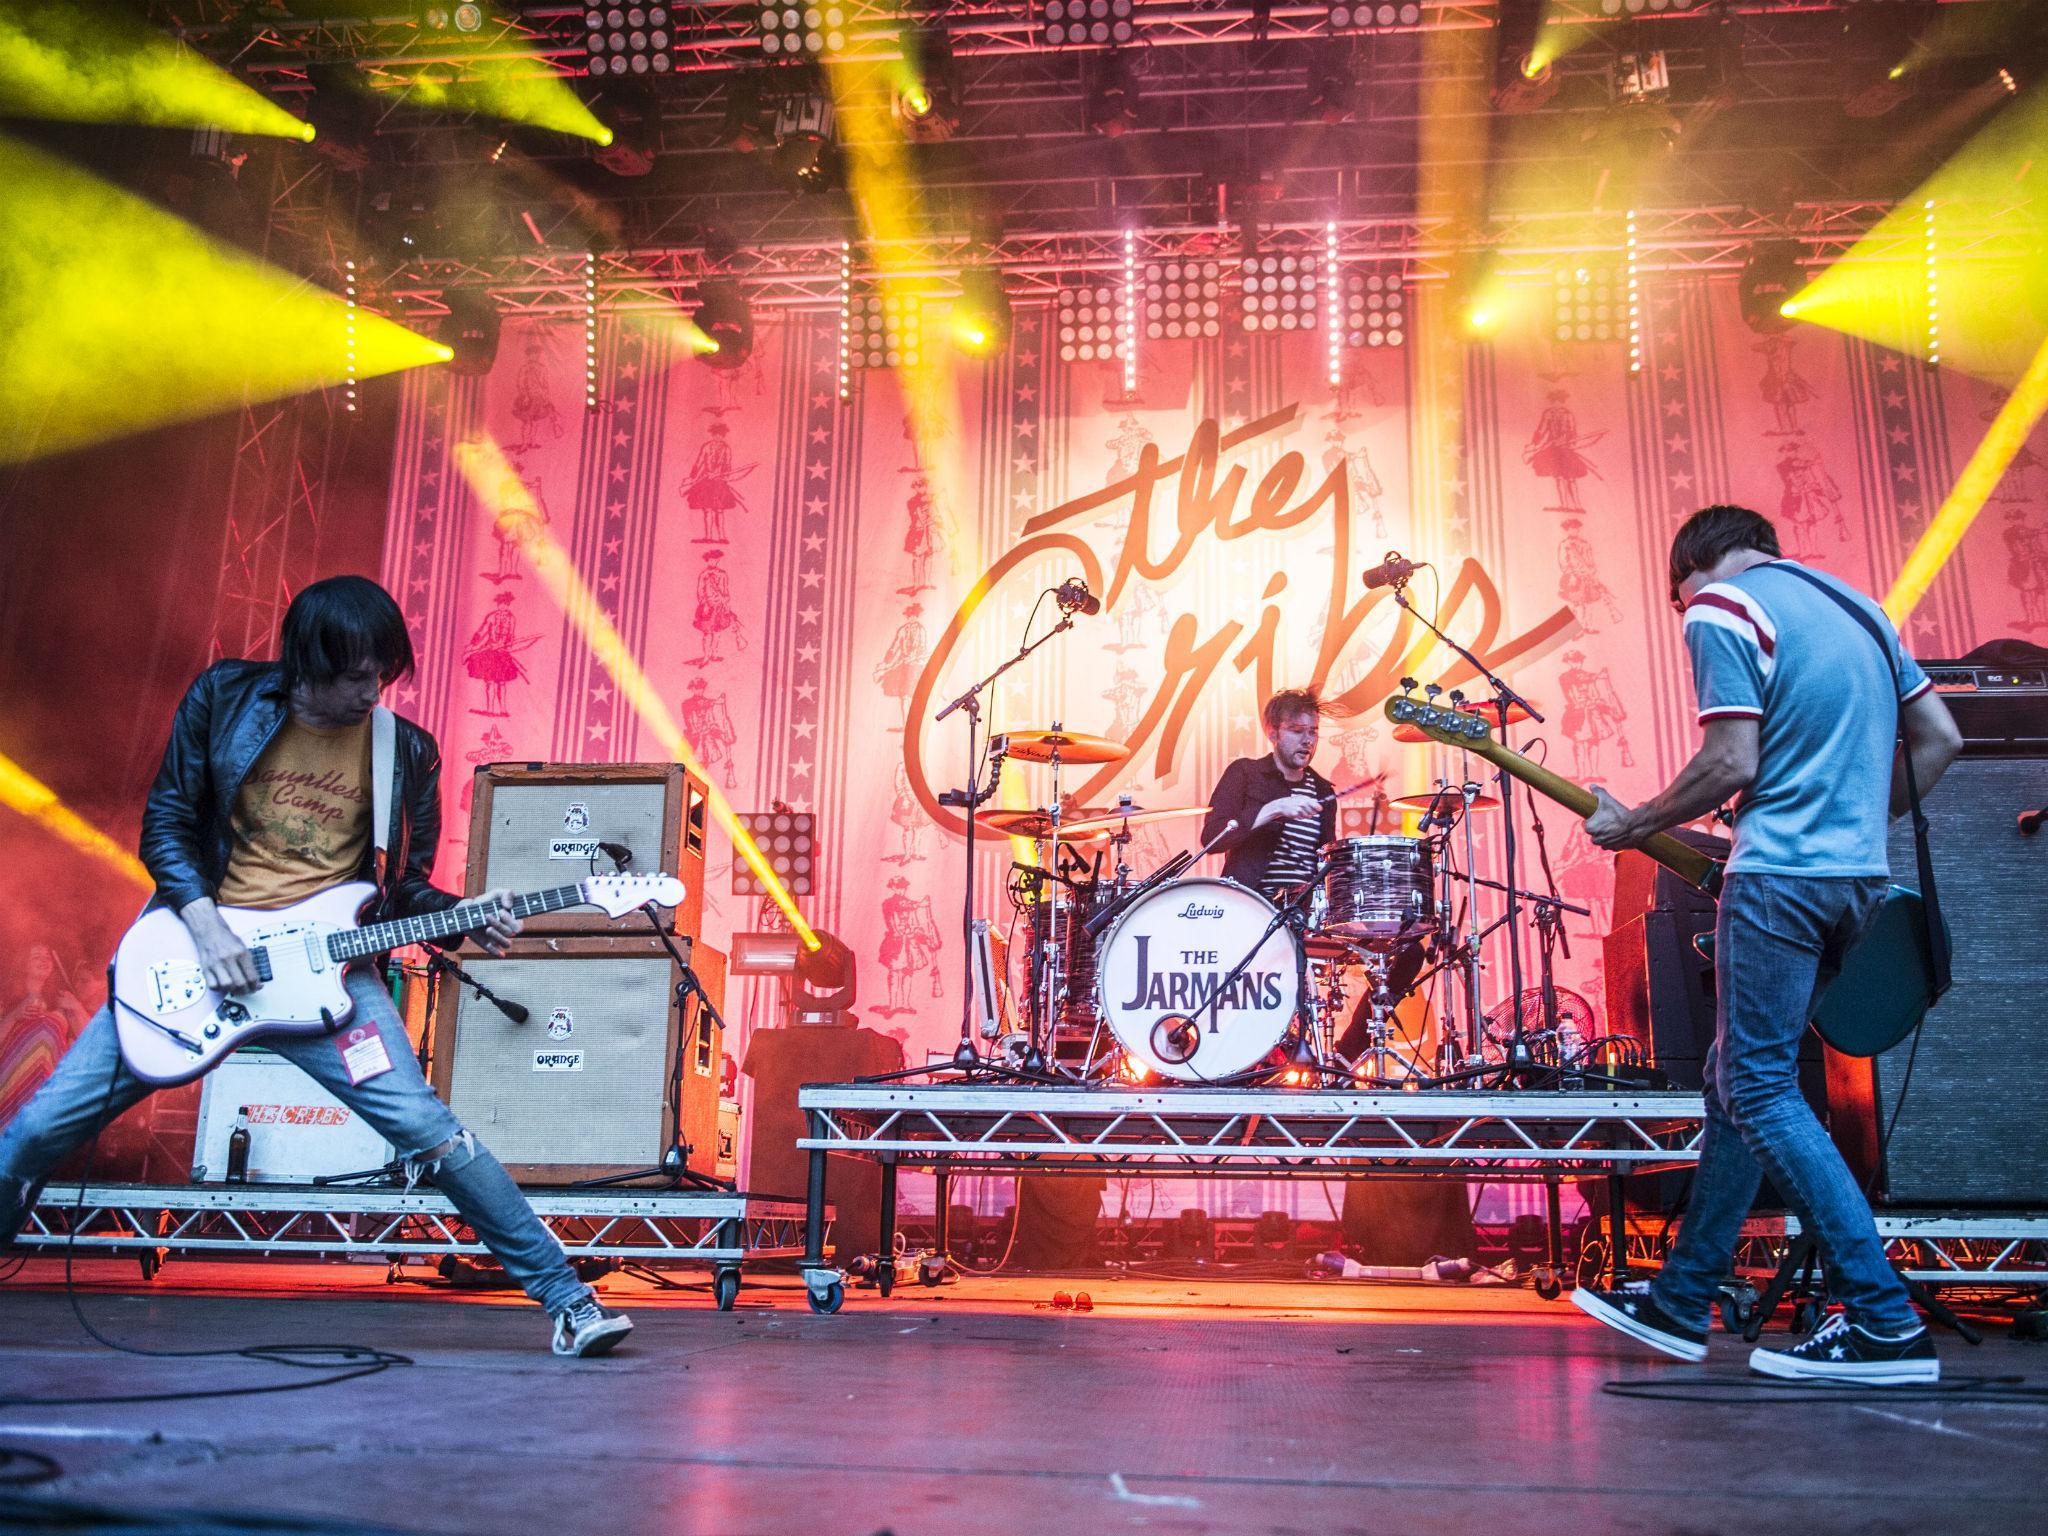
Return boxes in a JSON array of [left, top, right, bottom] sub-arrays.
[[111, 873, 686, 1085]]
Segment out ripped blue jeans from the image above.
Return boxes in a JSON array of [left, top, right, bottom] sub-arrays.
[[0, 967, 592, 1318]]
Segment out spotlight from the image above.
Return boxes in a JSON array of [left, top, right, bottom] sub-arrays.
[[1327, 2, 1420, 31], [1143, 259, 1223, 341], [1342, 268, 1405, 348], [951, 267, 1012, 356], [594, 92, 661, 176], [1738, 241, 1804, 336], [453, 2, 485, 31], [1239, 250, 1319, 333], [1041, 0, 1136, 48], [1087, 49, 1142, 138], [772, 90, 839, 193], [1305, 48, 1356, 123], [1552, 264, 1623, 343], [732, 810, 817, 897], [714, 71, 776, 152], [693, 280, 754, 369], [893, 25, 961, 142], [1055, 284, 1120, 363], [758, 1, 851, 57], [1493, 0, 1555, 112], [442, 288, 503, 376], [847, 285, 922, 370], [585, 4, 674, 77], [1617, 50, 1670, 103]]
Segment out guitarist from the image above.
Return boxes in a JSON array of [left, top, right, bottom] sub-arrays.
[[0, 576, 633, 1358], [1573, 505, 1961, 1384]]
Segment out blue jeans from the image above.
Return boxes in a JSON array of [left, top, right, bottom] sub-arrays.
[[0, 967, 592, 1318], [1651, 872, 1920, 1335]]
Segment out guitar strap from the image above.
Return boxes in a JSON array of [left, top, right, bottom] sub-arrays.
[[1754, 564, 1952, 1000], [371, 705, 396, 881]]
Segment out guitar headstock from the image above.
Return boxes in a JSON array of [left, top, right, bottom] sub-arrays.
[[583, 872, 688, 917], [1383, 692, 1497, 749]]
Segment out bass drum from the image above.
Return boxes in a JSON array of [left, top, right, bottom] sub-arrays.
[[1095, 877, 1300, 1082]]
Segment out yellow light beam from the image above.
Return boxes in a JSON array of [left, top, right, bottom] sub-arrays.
[[1884, 333, 2048, 625], [368, 44, 611, 143], [0, 752, 152, 890], [452, 439, 821, 948], [0, 0, 312, 139]]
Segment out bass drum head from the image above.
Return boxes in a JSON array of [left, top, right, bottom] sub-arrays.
[[1095, 877, 1299, 1082]]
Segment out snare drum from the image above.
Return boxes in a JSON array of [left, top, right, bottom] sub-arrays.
[[1319, 835, 1436, 949], [1094, 877, 1300, 1081]]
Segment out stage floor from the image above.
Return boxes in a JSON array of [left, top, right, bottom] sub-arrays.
[[2, 1260, 2044, 1535]]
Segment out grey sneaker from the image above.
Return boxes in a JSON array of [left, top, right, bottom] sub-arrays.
[[1572, 1280, 1709, 1362], [1750, 1311, 1938, 1385], [551, 1298, 633, 1358]]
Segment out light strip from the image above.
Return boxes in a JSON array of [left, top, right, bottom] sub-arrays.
[[1122, 227, 1138, 396], [0, 752, 152, 889], [584, 252, 599, 408], [1923, 198, 1940, 369], [1325, 220, 1342, 387], [344, 258, 358, 411], [1626, 210, 1641, 375], [838, 239, 852, 401]]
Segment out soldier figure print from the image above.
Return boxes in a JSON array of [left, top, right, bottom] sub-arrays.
[[1524, 387, 1604, 513], [1557, 650, 1632, 776], [682, 419, 752, 543], [877, 876, 942, 1017], [1105, 414, 1153, 482], [680, 676, 738, 780], [1102, 664, 1146, 741], [901, 472, 947, 594], [1775, 440, 1849, 555], [463, 592, 539, 718], [1557, 518, 1623, 630], [691, 549, 746, 664], [459, 725, 514, 811], [1109, 579, 1164, 654], [509, 333, 566, 452], [1756, 335, 1817, 437], [887, 762, 927, 864], [2005, 507, 2048, 631], [486, 467, 551, 583], [873, 603, 928, 729], [1323, 429, 1388, 539]]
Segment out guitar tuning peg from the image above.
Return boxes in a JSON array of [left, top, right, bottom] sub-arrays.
[[1424, 683, 1443, 701], [1398, 676, 1417, 693], [1448, 689, 1466, 707]]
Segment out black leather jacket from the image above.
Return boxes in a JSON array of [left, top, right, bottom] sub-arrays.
[[138, 659, 458, 925]]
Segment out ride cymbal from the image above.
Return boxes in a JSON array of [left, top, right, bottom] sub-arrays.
[[999, 729, 1131, 764]]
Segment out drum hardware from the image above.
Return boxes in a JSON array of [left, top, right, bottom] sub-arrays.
[[997, 728, 1132, 765]]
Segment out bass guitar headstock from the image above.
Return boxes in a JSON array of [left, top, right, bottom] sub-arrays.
[[1383, 690, 1496, 749]]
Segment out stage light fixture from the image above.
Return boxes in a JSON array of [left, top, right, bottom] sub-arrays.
[[1738, 240, 1804, 335], [1341, 268, 1405, 348], [1626, 209, 1642, 373], [1325, 223, 1341, 385], [694, 280, 754, 369], [1617, 49, 1670, 103], [758, 1, 850, 57], [1598, 0, 1696, 12], [1040, 0, 1135, 48], [1056, 284, 1120, 364], [442, 287, 502, 376], [584, 253, 600, 405], [772, 90, 839, 193], [584, 5, 673, 77], [1240, 251, 1319, 333], [1305, 48, 1357, 123], [1087, 49, 1142, 137], [893, 24, 961, 142], [1143, 260, 1223, 340], [732, 811, 817, 897], [1327, 3, 1420, 32], [454, 3, 486, 31], [847, 284, 922, 370], [1121, 227, 1138, 395], [1552, 263, 1623, 343], [343, 259, 359, 410], [837, 240, 853, 399], [952, 267, 1012, 355], [1493, 0, 1556, 111], [1923, 198, 1940, 368]]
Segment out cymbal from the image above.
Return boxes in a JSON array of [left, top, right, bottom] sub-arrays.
[[975, 808, 1113, 841], [1000, 729, 1131, 765], [1065, 804, 1210, 835], [1387, 790, 1500, 814], [1391, 698, 1536, 743]]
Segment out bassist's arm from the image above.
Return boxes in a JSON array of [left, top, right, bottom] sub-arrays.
[[1587, 719, 1757, 849], [1892, 691, 1962, 818]]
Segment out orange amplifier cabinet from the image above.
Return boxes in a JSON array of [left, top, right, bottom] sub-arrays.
[[465, 762, 706, 937]]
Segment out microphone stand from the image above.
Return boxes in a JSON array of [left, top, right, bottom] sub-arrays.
[[933, 593, 1082, 1073], [425, 951, 525, 1028], [1391, 578, 1545, 1086]]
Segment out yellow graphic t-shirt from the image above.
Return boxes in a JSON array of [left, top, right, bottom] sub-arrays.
[[214, 716, 374, 911]]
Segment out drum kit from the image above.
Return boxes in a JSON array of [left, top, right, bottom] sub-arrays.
[[970, 704, 1587, 1089]]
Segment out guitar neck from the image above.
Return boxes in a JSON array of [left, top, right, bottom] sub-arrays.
[[1462, 739, 1722, 895], [328, 884, 590, 963]]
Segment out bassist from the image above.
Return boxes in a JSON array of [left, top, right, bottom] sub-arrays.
[[1573, 505, 1961, 1384], [0, 576, 632, 1358]]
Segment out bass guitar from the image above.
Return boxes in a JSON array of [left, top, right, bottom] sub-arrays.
[[111, 873, 686, 1085], [1384, 693, 1939, 1057]]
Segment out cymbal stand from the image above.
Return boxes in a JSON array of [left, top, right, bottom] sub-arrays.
[[933, 592, 1081, 1072]]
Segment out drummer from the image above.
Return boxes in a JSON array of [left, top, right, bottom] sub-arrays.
[[1200, 688, 1337, 903]]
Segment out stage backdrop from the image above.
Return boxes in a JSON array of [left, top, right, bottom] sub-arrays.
[[379, 276, 2048, 1094]]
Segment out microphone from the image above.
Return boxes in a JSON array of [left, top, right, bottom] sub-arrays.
[[1054, 577, 1102, 615], [596, 841, 634, 870], [1362, 552, 1427, 590], [2020, 807, 2048, 835], [494, 996, 530, 1025]]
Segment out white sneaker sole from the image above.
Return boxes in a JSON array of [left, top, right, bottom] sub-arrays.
[[1748, 1345, 1938, 1385], [1571, 1288, 1708, 1362]]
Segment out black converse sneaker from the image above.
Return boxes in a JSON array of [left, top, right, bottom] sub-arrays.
[[1749, 1311, 1938, 1385], [551, 1298, 633, 1358], [1571, 1280, 1709, 1362]]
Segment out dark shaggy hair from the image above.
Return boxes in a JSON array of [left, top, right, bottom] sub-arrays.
[[1262, 687, 1322, 735], [1668, 504, 1782, 607], [280, 575, 415, 692]]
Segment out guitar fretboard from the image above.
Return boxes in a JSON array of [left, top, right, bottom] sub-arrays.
[[326, 884, 590, 962]]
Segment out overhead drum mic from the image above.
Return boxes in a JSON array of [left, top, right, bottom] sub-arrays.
[[1362, 552, 1426, 590], [1054, 576, 1102, 615]]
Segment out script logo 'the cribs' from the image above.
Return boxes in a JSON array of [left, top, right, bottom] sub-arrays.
[[903, 403, 1576, 833]]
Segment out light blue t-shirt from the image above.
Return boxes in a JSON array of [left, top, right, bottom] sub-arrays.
[[1685, 559, 1930, 877]]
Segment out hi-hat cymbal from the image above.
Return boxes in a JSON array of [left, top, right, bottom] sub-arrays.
[[1390, 698, 1537, 743], [975, 808, 1114, 841], [1387, 790, 1499, 815], [1065, 804, 1210, 835], [999, 729, 1131, 765]]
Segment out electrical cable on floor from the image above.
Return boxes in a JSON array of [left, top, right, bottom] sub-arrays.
[[0, 1449, 61, 1487], [0, 1490, 435, 1533], [1602, 1374, 2046, 1405]]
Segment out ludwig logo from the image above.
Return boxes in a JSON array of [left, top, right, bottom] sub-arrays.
[[1177, 903, 1225, 919], [533, 1050, 584, 1073], [545, 1008, 573, 1040], [562, 802, 591, 832]]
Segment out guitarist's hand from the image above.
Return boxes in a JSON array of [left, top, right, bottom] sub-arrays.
[[178, 898, 263, 994], [477, 889, 522, 956], [1584, 786, 1646, 851]]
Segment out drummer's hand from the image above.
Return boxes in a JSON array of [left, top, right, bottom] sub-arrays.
[[1253, 798, 1317, 830], [1584, 786, 1644, 851]]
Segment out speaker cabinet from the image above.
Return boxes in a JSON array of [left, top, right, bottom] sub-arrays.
[[466, 763, 706, 936], [1830, 755, 2048, 1206], [431, 934, 724, 1183]]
